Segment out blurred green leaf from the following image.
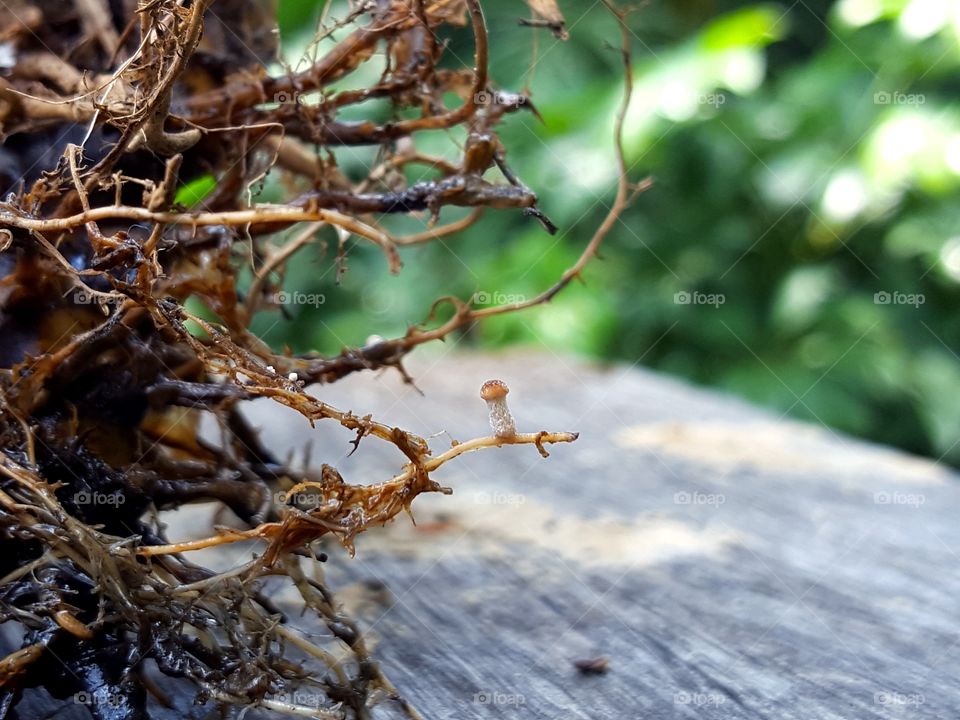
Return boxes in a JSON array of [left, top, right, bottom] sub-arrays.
[[699, 6, 789, 50], [174, 175, 217, 208]]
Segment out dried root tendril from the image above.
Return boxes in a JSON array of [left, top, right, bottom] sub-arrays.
[[0, 0, 640, 717]]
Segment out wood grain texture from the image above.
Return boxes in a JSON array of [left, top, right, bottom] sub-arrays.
[[10, 351, 958, 718], [243, 351, 958, 719]]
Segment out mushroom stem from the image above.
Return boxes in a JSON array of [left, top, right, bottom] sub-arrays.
[[486, 398, 516, 438]]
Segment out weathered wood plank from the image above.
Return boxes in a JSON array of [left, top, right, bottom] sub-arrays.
[[262, 351, 956, 720]]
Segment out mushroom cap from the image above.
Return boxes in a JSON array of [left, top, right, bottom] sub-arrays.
[[480, 379, 510, 401]]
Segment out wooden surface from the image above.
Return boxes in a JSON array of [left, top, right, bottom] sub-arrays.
[[14, 350, 960, 718], [242, 350, 959, 719]]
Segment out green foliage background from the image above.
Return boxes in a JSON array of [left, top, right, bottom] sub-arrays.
[[261, 0, 960, 465]]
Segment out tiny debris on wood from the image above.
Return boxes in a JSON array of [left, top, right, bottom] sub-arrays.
[[574, 656, 610, 675]]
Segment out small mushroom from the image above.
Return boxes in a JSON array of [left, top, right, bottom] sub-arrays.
[[480, 379, 516, 438]]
